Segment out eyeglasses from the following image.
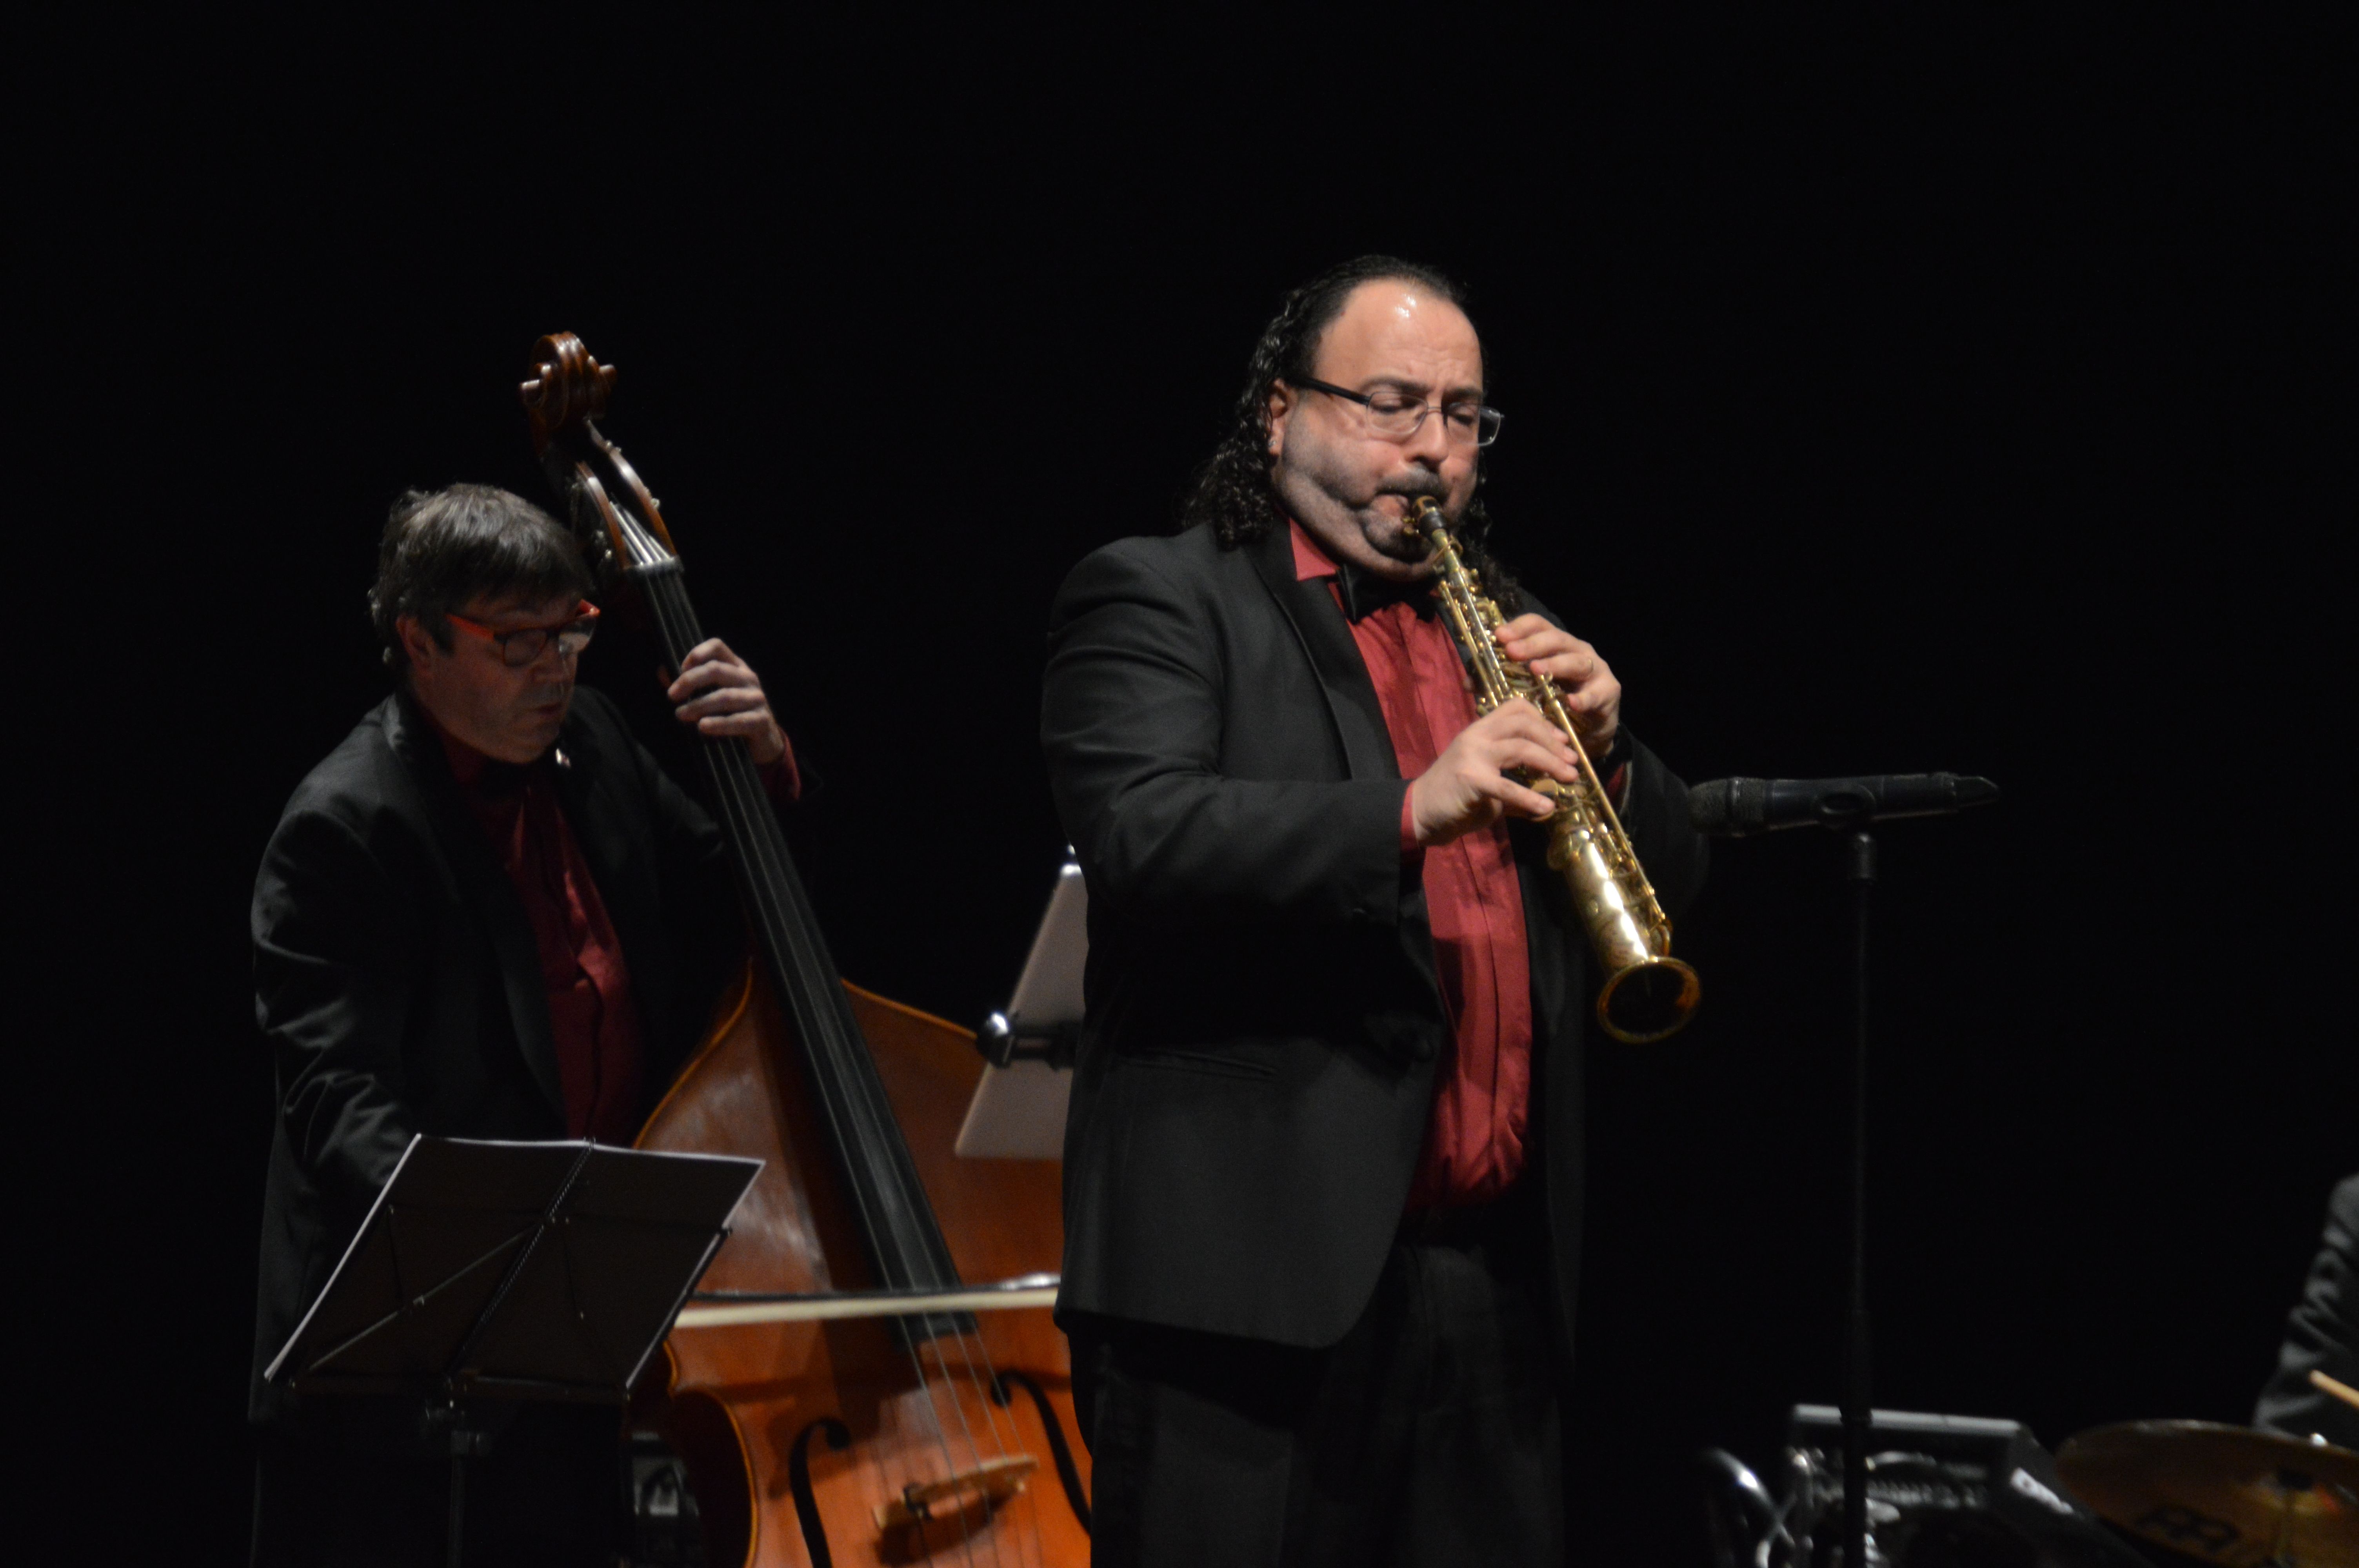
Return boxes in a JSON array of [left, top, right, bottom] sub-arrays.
[[445, 601, 601, 667], [1292, 376, 1503, 448]]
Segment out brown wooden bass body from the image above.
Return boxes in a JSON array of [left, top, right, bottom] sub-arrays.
[[635, 968, 1087, 1567]]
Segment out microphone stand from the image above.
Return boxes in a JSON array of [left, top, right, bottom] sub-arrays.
[[1692, 771, 1996, 1567], [1834, 813, 1876, 1568]]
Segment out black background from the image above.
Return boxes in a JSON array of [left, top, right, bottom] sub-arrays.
[[20, 11, 2354, 1563]]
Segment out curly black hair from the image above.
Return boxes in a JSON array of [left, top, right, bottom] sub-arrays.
[[1178, 254, 1519, 608]]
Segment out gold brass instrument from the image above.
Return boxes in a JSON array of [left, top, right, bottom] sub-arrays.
[[1406, 496, 1700, 1043]]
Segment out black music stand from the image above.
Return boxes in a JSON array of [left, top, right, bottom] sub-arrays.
[[265, 1135, 761, 1568]]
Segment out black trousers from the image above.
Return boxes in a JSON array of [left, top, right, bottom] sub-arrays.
[[1066, 1193, 1564, 1567], [249, 1403, 619, 1568]]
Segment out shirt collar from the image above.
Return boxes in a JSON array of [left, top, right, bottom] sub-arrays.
[[1289, 517, 1435, 622], [1289, 517, 1338, 581], [432, 716, 493, 788], [422, 707, 542, 793]]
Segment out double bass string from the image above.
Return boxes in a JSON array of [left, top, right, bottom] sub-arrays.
[[921, 1322, 1040, 1567], [620, 511, 1020, 1558], [920, 1319, 1056, 1568], [638, 574, 991, 1510], [906, 1328, 1002, 1568], [944, 1323, 1046, 1568], [618, 520, 906, 1265]]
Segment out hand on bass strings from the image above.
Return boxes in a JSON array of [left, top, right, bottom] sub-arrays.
[[1408, 699, 1579, 847], [666, 639, 787, 766], [1494, 614, 1620, 756]]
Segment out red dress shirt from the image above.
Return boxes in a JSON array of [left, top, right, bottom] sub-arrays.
[[435, 717, 800, 1145], [440, 732, 649, 1143], [1290, 521, 1533, 1209]]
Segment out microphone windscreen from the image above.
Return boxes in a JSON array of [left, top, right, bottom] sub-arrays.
[[1687, 777, 1764, 834]]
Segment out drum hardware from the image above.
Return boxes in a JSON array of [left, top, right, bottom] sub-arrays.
[[1701, 1405, 2150, 1568]]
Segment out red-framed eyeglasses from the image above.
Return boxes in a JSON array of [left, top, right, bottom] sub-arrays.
[[445, 601, 601, 668]]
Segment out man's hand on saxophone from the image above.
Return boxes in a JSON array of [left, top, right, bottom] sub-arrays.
[[1494, 613, 1622, 757], [1408, 699, 1581, 847]]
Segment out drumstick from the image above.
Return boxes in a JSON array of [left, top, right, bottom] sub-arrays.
[[2310, 1369, 2359, 1412]]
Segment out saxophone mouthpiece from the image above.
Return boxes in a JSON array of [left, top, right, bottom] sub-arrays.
[[1405, 495, 1446, 538]]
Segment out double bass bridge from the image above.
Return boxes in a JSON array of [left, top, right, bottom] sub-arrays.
[[874, 1452, 1039, 1530]]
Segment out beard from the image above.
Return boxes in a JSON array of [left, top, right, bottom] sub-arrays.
[[1274, 445, 1456, 569]]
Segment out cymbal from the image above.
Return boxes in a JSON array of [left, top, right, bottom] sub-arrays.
[[2056, 1420, 2359, 1567]]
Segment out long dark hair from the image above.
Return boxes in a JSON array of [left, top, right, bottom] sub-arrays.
[[1178, 254, 1519, 606]]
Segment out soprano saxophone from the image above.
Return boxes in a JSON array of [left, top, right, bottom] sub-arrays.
[[1407, 496, 1699, 1043]]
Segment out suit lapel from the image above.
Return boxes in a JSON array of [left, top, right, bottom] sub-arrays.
[[383, 695, 568, 1122], [1245, 524, 1398, 781]]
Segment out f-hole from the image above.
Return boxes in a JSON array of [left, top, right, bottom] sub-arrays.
[[991, 1372, 1091, 1535], [788, 1417, 854, 1567]]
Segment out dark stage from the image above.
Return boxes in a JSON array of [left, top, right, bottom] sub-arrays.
[[19, 12, 2353, 1563]]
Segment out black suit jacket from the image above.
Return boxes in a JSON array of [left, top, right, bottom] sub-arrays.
[[247, 687, 741, 1427], [2255, 1173, 2359, 1450], [1040, 522, 1706, 1354]]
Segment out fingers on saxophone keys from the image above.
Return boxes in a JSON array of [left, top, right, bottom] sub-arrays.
[[1494, 705, 1578, 773], [1499, 735, 1578, 785], [1496, 616, 1582, 664], [1493, 612, 1551, 645], [1492, 775, 1561, 820], [1496, 695, 1552, 729]]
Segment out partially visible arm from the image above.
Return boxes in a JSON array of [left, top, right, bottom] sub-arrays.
[[1043, 543, 1405, 927], [252, 808, 417, 1204], [2256, 1176, 2359, 1448]]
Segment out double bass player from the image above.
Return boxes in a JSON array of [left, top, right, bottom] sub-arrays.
[[248, 483, 794, 1566]]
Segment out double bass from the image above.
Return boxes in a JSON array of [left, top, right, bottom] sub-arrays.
[[520, 334, 1090, 1567]]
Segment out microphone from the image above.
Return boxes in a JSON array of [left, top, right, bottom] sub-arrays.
[[1688, 773, 1999, 836]]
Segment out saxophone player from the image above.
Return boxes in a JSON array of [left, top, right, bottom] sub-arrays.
[[1041, 256, 1708, 1564]]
